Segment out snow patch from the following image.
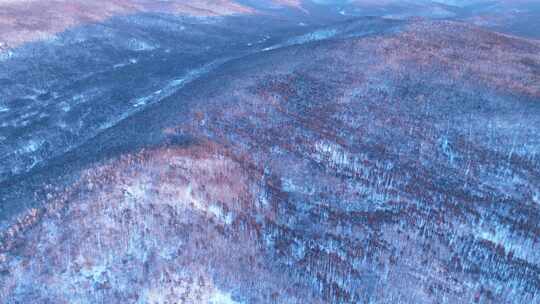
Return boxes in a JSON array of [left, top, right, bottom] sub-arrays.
[[439, 136, 458, 164], [22, 139, 43, 153], [0, 50, 14, 62], [133, 95, 152, 108], [208, 204, 234, 225], [58, 102, 71, 112], [315, 141, 352, 168], [209, 289, 242, 304], [127, 38, 158, 51], [113, 58, 138, 69], [124, 181, 148, 200], [263, 28, 338, 51], [80, 263, 108, 284], [131, 59, 225, 109], [533, 191, 540, 205]]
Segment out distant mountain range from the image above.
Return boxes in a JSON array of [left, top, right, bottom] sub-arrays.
[[0, 0, 539, 50]]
